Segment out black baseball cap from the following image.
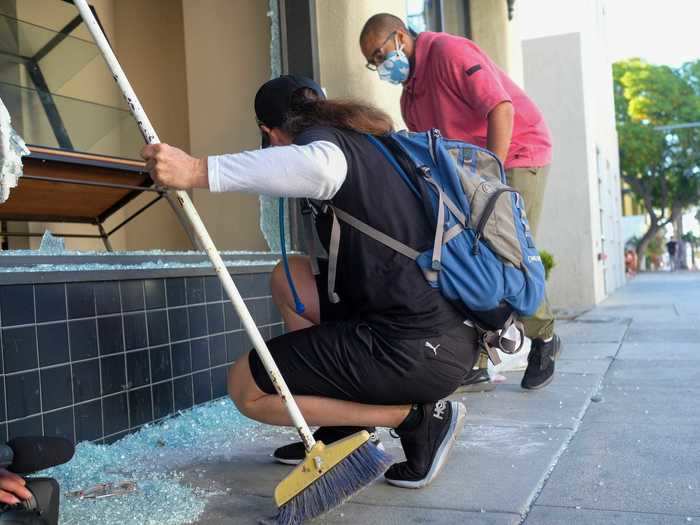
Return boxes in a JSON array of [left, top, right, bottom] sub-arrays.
[[254, 75, 325, 129]]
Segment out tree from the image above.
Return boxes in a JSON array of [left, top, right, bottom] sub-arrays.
[[681, 231, 698, 269], [613, 59, 700, 267]]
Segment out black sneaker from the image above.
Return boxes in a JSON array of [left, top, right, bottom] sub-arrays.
[[454, 367, 495, 393], [385, 400, 467, 489], [272, 426, 383, 465], [521, 334, 562, 390]]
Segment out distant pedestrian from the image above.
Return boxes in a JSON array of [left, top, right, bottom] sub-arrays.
[[666, 239, 678, 271], [625, 248, 638, 277]]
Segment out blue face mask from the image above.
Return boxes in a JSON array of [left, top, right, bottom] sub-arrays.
[[377, 38, 410, 85]]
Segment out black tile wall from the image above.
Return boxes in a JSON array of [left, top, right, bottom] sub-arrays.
[[171, 341, 191, 377], [128, 387, 152, 427], [72, 360, 101, 403], [2, 326, 38, 373], [153, 381, 173, 420], [168, 308, 189, 342], [40, 365, 73, 411], [144, 279, 166, 309], [193, 370, 212, 405], [190, 337, 210, 372], [6, 371, 40, 420], [43, 407, 75, 443], [127, 350, 150, 389], [120, 280, 145, 312], [146, 310, 169, 347], [211, 366, 228, 398], [223, 302, 239, 331], [204, 276, 222, 302], [206, 303, 224, 334], [69, 319, 98, 361], [173, 376, 193, 411], [0, 284, 34, 327], [94, 281, 120, 315], [209, 334, 227, 367], [9, 415, 41, 440], [35, 284, 66, 323], [150, 346, 171, 383], [226, 331, 249, 363], [186, 277, 205, 304], [166, 278, 186, 307], [188, 306, 207, 338], [37, 322, 69, 367], [67, 282, 95, 319], [102, 393, 128, 437], [101, 354, 126, 395], [75, 400, 101, 441], [98, 316, 124, 355], [0, 272, 282, 445], [124, 313, 147, 350]]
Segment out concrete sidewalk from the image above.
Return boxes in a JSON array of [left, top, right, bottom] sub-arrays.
[[186, 272, 700, 524]]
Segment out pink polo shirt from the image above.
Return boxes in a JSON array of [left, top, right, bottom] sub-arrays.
[[401, 32, 552, 169]]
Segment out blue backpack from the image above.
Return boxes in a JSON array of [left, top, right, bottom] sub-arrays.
[[280, 129, 546, 338]]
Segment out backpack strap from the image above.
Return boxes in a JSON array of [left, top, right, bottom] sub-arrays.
[[324, 205, 425, 304], [300, 199, 323, 276], [326, 206, 342, 304], [421, 175, 445, 270], [367, 134, 470, 272]]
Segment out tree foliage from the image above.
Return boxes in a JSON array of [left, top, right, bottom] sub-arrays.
[[614, 58, 700, 263]]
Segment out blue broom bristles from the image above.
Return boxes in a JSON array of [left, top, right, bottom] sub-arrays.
[[273, 442, 393, 525]]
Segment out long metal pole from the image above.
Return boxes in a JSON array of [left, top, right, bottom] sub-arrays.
[[72, 0, 315, 450]]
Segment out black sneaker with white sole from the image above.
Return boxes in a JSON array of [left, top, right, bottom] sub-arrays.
[[385, 400, 467, 489], [454, 367, 495, 394], [521, 334, 562, 390], [272, 426, 383, 465]]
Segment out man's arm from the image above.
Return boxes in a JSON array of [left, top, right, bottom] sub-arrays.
[[486, 101, 514, 164], [141, 141, 347, 200]]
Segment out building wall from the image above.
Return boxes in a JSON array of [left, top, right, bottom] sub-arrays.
[[523, 33, 598, 308], [582, 0, 624, 295], [181, 0, 270, 252], [469, 0, 524, 85], [315, 0, 407, 129], [523, 28, 624, 309], [113, 0, 193, 251]]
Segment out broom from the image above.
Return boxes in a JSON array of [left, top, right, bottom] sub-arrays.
[[71, 1, 392, 523]]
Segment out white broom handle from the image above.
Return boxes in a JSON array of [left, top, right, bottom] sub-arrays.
[[73, 0, 315, 451]]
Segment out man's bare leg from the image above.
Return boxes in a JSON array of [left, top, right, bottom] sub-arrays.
[[228, 354, 410, 428], [270, 255, 320, 332]]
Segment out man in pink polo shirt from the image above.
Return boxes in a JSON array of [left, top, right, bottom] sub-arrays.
[[359, 14, 561, 392]]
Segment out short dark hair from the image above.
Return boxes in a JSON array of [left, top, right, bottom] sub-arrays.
[[359, 13, 407, 44]]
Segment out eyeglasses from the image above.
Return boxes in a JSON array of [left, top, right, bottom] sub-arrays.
[[365, 31, 397, 71]]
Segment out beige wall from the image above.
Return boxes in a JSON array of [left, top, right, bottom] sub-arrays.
[[442, 0, 470, 37], [470, 0, 523, 84], [181, 0, 269, 251], [114, 0, 192, 251], [315, 0, 407, 130]]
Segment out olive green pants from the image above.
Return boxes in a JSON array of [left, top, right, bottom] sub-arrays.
[[477, 165, 554, 368]]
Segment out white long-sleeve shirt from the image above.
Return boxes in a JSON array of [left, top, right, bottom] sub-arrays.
[[207, 141, 347, 200]]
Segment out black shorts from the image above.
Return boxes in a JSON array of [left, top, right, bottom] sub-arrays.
[[248, 320, 478, 405]]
